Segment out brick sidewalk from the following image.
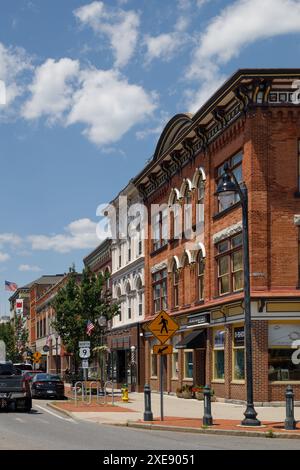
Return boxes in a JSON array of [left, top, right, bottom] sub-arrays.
[[137, 416, 300, 434]]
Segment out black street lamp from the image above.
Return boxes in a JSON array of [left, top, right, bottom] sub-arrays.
[[216, 163, 261, 427]]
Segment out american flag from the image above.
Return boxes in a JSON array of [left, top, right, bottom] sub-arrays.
[[86, 320, 95, 336], [5, 280, 18, 292]]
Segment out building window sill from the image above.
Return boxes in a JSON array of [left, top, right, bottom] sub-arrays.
[[194, 300, 205, 306], [212, 379, 225, 384], [150, 244, 168, 257], [213, 201, 241, 221], [213, 290, 243, 300], [231, 380, 245, 384], [182, 378, 193, 381]]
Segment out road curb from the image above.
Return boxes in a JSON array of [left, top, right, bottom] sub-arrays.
[[47, 402, 74, 419], [125, 421, 300, 440]]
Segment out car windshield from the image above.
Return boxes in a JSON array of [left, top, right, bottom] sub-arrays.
[[34, 374, 61, 381]]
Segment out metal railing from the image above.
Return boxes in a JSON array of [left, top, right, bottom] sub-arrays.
[[73, 380, 115, 406]]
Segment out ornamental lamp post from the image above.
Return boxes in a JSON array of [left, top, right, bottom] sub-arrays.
[[215, 163, 261, 427]]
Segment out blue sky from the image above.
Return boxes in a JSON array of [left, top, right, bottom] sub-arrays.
[[0, 0, 300, 313]]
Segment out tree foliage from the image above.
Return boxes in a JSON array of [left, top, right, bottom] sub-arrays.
[[52, 266, 119, 371], [0, 322, 17, 362]]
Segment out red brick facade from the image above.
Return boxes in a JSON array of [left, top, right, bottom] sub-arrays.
[[134, 69, 300, 403]]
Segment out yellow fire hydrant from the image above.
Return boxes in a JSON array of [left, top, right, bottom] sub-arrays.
[[121, 384, 129, 402]]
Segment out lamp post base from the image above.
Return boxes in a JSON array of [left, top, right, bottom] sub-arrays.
[[241, 404, 261, 427]]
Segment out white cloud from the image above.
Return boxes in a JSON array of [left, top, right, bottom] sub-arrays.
[[74, 1, 140, 68], [0, 252, 10, 263], [22, 58, 80, 122], [185, 0, 300, 110], [143, 1, 190, 64], [28, 218, 99, 253], [0, 233, 22, 248], [144, 32, 188, 63], [18, 264, 41, 272], [188, 0, 300, 80], [0, 42, 32, 106], [67, 68, 157, 146]]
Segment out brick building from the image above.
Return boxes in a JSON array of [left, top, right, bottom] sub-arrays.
[[108, 181, 146, 391], [134, 68, 300, 403], [83, 239, 112, 378], [28, 274, 65, 370]]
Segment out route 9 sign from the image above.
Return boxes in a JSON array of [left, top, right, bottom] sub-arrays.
[[79, 347, 90, 359]]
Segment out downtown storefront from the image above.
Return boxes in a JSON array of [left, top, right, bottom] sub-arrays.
[[106, 322, 145, 392], [144, 299, 300, 403]]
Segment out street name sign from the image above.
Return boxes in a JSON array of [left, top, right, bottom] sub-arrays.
[[79, 347, 90, 359], [148, 310, 179, 344], [153, 344, 173, 355]]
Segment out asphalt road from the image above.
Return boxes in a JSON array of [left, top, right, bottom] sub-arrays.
[[0, 399, 299, 450]]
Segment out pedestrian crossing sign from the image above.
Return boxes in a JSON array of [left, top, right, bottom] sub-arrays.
[[147, 310, 179, 344]]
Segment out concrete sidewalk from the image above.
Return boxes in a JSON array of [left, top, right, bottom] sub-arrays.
[[47, 391, 300, 438]]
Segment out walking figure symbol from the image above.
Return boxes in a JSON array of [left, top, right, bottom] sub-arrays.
[[159, 316, 168, 334]]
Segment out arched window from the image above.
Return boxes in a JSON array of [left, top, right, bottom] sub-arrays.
[[136, 276, 143, 316], [182, 253, 190, 305], [183, 183, 192, 237], [197, 252, 205, 301], [104, 267, 110, 290], [116, 286, 122, 321], [169, 189, 181, 240], [197, 177, 205, 233], [173, 262, 179, 308]]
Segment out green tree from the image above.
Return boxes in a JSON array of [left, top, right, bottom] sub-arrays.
[[0, 322, 17, 362], [52, 266, 119, 373]]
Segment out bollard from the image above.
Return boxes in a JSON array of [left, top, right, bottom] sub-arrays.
[[285, 385, 296, 430], [203, 385, 213, 427], [143, 384, 153, 422]]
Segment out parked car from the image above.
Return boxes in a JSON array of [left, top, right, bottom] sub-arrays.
[[23, 371, 40, 384], [31, 374, 65, 399], [0, 362, 32, 412], [13, 363, 33, 375]]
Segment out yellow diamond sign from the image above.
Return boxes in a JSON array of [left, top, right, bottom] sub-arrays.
[[148, 310, 179, 344]]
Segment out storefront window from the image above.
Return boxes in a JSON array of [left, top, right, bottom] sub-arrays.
[[268, 324, 300, 381], [213, 329, 225, 380], [172, 350, 179, 379], [184, 350, 193, 379], [233, 326, 245, 380], [150, 339, 158, 377], [151, 354, 157, 377]]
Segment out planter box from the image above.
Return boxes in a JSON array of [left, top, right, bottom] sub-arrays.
[[182, 391, 193, 399]]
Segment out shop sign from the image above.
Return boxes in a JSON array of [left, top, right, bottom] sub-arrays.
[[269, 324, 300, 347], [187, 313, 210, 326], [234, 327, 244, 347]]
